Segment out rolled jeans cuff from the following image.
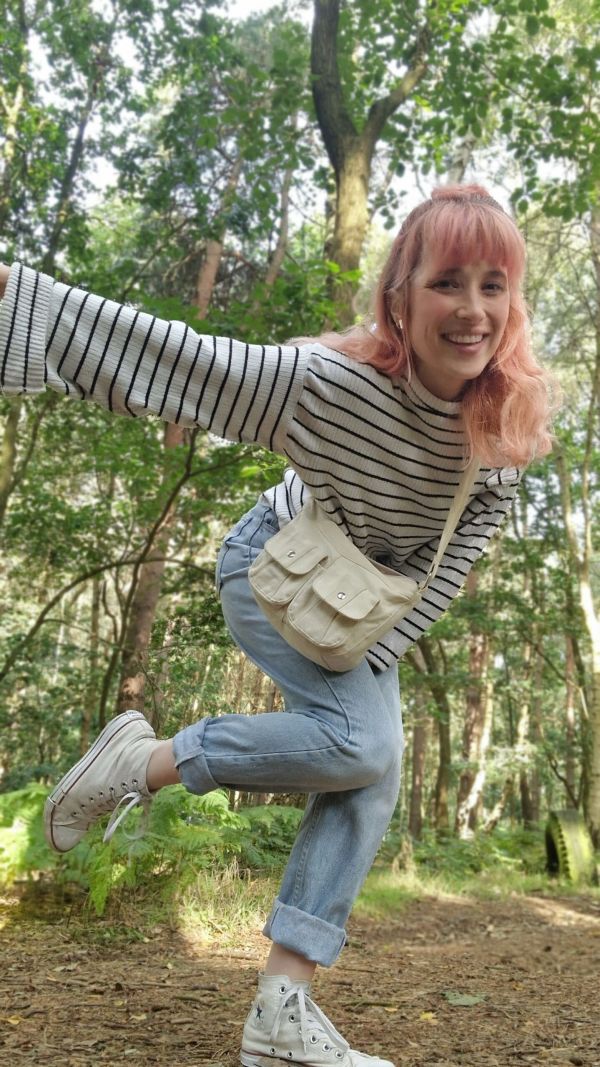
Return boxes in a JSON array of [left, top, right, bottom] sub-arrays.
[[263, 898, 347, 967], [172, 718, 220, 795]]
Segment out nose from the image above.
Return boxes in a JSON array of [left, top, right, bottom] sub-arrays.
[[456, 285, 486, 321]]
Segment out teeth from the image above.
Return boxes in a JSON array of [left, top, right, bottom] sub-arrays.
[[446, 334, 485, 344]]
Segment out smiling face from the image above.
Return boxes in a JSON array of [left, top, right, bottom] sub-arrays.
[[403, 258, 511, 402]]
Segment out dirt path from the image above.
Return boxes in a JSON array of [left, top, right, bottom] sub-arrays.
[[1, 891, 599, 1067]]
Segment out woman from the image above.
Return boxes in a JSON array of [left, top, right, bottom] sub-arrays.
[[0, 185, 553, 1067]]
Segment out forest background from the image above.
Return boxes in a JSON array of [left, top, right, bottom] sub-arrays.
[[0, 0, 599, 923]]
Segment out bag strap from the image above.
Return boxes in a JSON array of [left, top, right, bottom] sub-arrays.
[[418, 455, 480, 591]]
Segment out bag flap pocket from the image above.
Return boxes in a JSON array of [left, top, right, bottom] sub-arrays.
[[312, 560, 379, 619], [264, 535, 327, 575]]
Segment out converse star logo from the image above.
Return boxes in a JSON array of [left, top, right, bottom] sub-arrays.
[[255, 1005, 263, 1020]]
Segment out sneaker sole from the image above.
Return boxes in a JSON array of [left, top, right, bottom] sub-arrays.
[[241, 1055, 308, 1067], [44, 710, 146, 852]]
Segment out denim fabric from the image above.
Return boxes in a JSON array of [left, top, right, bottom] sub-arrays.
[[172, 500, 404, 966]]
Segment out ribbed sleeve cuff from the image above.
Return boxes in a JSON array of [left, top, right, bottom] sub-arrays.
[[0, 263, 54, 394]]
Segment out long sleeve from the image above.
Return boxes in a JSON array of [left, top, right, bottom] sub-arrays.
[[368, 468, 521, 668], [0, 263, 309, 453]]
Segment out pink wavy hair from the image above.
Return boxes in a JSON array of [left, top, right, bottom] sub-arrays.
[[306, 184, 555, 468]]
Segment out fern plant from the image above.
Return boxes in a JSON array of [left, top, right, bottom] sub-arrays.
[[0, 781, 303, 916]]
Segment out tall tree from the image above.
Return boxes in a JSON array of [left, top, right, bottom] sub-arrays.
[[310, 0, 558, 322]]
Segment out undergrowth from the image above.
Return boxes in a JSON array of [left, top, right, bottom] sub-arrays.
[[2, 785, 598, 939], [0, 782, 301, 920]]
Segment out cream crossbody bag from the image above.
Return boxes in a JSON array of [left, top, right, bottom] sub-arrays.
[[248, 457, 480, 672]]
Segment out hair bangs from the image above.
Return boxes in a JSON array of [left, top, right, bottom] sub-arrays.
[[419, 202, 525, 285]]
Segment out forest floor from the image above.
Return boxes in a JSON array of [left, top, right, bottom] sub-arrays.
[[1, 887, 599, 1067]]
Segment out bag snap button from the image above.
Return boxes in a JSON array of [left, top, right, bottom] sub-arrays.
[[337, 592, 346, 599], [287, 551, 296, 558]]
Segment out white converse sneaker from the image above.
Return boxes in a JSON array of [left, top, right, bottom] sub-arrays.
[[241, 974, 395, 1067], [44, 710, 158, 853]]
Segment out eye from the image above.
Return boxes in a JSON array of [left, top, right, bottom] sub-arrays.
[[431, 278, 457, 289]]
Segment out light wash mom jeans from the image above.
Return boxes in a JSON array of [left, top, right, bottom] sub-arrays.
[[172, 501, 404, 967]]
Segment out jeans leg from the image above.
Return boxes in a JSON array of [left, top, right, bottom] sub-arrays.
[[172, 502, 404, 966], [265, 661, 402, 965]]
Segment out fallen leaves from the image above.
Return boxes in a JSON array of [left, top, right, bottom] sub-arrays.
[[1, 892, 599, 1066], [442, 990, 488, 1007]]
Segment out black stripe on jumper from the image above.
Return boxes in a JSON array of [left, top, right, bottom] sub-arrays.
[[207, 335, 233, 432], [175, 333, 205, 424], [23, 269, 40, 390], [1, 264, 24, 386], [304, 369, 467, 452], [313, 351, 462, 429], [124, 314, 160, 417], [298, 477, 456, 517], [284, 461, 458, 514], [254, 345, 284, 448], [287, 422, 462, 490], [299, 390, 467, 473], [54, 287, 96, 398], [238, 345, 267, 440], [107, 309, 142, 412], [157, 323, 189, 419]]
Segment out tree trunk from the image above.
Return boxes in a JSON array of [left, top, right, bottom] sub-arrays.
[[417, 637, 452, 835], [329, 144, 371, 276], [0, 2, 29, 234], [515, 640, 538, 829], [457, 670, 494, 838], [583, 202, 600, 844], [115, 422, 185, 715], [194, 155, 244, 316], [408, 697, 430, 841], [80, 574, 101, 755], [41, 46, 113, 273], [311, 0, 428, 323], [484, 776, 514, 832], [0, 397, 21, 526], [264, 165, 294, 288], [527, 646, 543, 823], [149, 613, 177, 732], [565, 635, 578, 808], [516, 639, 543, 828], [0, 394, 56, 529], [455, 571, 491, 837], [556, 444, 600, 841], [443, 135, 477, 184]]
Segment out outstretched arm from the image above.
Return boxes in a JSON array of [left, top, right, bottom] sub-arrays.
[[0, 263, 309, 454]]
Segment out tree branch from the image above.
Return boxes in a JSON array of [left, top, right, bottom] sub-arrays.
[[0, 448, 252, 684], [364, 24, 430, 154], [310, 0, 357, 176]]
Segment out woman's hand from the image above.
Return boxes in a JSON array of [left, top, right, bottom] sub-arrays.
[[0, 263, 9, 299]]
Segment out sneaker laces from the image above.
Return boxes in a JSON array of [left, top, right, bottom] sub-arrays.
[[103, 791, 152, 843], [271, 984, 350, 1056]]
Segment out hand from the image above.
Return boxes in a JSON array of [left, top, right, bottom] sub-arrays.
[[0, 263, 9, 299]]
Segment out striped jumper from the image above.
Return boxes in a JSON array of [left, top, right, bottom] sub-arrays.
[[0, 263, 521, 669]]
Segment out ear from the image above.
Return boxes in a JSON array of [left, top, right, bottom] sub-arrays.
[[386, 296, 402, 330]]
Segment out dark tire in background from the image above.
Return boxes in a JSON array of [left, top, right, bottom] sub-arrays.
[[545, 809, 597, 885]]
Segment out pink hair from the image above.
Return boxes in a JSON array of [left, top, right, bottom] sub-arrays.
[[308, 184, 555, 468]]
